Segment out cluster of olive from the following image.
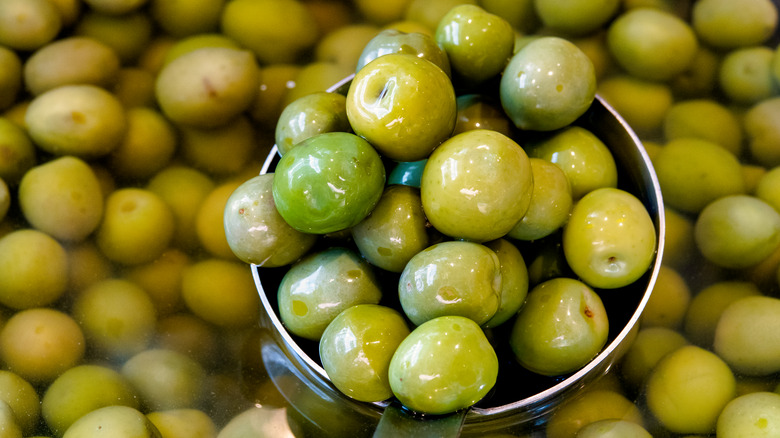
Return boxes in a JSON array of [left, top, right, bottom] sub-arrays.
[[1, 0, 780, 436], [225, 4, 657, 416]]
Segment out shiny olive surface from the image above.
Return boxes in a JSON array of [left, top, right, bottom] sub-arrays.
[[482, 238, 529, 328], [563, 187, 657, 289], [318, 304, 410, 403], [524, 125, 617, 200], [509, 277, 609, 376], [421, 128, 533, 242], [272, 131, 386, 234], [507, 157, 573, 241], [434, 4, 514, 83], [388, 315, 498, 415], [355, 29, 450, 75], [277, 247, 383, 340], [223, 173, 317, 267], [351, 184, 429, 273], [346, 53, 456, 162], [274, 91, 350, 155], [398, 240, 502, 326], [500, 36, 596, 131]]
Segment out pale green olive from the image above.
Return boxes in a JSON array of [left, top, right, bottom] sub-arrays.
[[563, 188, 657, 290]]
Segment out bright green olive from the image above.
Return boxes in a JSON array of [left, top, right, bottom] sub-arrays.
[[355, 28, 450, 75], [346, 53, 456, 162], [272, 132, 386, 234], [274, 92, 350, 155], [524, 126, 617, 200]]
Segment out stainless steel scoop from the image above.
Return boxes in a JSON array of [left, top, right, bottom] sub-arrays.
[[250, 74, 665, 437]]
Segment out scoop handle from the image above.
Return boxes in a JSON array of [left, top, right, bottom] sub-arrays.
[[373, 403, 466, 438]]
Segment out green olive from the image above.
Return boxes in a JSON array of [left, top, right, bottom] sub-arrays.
[[619, 327, 689, 390], [434, 4, 514, 83], [524, 126, 617, 201], [96, 188, 175, 266], [399, 240, 502, 326], [0, 308, 84, 384], [121, 349, 206, 411], [319, 304, 410, 402], [716, 392, 780, 437], [220, 0, 318, 65], [146, 409, 217, 438], [692, 0, 778, 49], [0, 46, 22, 112], [107, 107, 177, 181], [421, 129, 533, 242], [277, 247, 383, 340], [640, 265, 691, 330], [694, 195, 780, 269], [606, 8, 698, 81], [563, 188, 656, 290], [19, 156, 104, 242], [388, 315, 498, 415], [351, 184, 429, 273], [23, 36, 120, 96], [24, 84, 127, 158], [0, 229, 67, 310], [274, 92, 350, 155], [154, 47, 259, 128], [645, 345, 736, 434], [714, 296, 780, 376], [510, 277, 609, 376], [72, 278, 157, 360], [180, 258, 260, 328], [500, 36, 596, 131], [684, 281, 761, 347], [534, 0, 621, 36], [507, 157, 573, 241], [653, 138, 745, 214], [223, 173, 317, 267], [545, 389, 645, 438], [147, 165, 215, 251], [483, 238, 529, 328], [0, 370, 40, 435], [62, 405, 161, 438], [0, 0, 62, 51], [42, 364, 140, 436]]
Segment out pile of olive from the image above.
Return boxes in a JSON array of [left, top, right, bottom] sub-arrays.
[[1, 0, 780, 436], [225, 4, 658, 417]]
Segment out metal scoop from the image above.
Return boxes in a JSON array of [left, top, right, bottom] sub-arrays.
[[250, 74, 665, 437]]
